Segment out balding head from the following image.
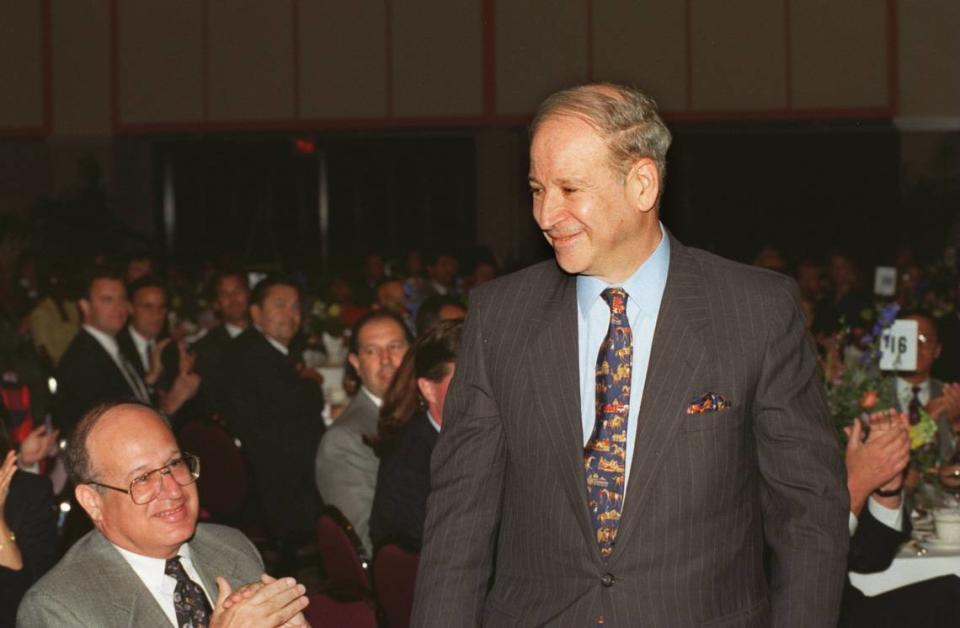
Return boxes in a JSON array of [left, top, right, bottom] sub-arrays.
[[70, 402, 200, 558]]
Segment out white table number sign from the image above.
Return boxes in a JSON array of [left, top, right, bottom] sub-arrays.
[[874, 266, 897, 297], [879, 319, 918, 372]]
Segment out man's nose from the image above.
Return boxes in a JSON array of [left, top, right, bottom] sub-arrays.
[[535, 191, 562, 229], [157, 470, 183, 498]]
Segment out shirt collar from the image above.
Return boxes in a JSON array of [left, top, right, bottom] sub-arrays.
[[224, 323, 245, 339], [129, 326, 153, 354], [83, 324, 120, 359], [426, 410, 441, 433], [255, 325, 289, 356], [113, 542, 192, 592], [361, 386, 383, 408], [576, 222, 670, 319]]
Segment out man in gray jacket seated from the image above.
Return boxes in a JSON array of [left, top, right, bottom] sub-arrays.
[[18, 401, 309, 627]]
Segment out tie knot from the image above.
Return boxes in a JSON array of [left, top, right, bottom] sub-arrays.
[[912, 385, 922, 395], [165, 556, 186, 578], [601, 288, 628, 313]]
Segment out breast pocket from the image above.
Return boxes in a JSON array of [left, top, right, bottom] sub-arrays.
[[682, 405, 746, 432]]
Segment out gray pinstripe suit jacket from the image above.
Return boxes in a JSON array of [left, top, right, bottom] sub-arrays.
[[412, 235, 849, 627]]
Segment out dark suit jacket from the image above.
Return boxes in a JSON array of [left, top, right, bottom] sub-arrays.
[[219, 328, 325, 536], [185, 324, 235, 420], [412, 235, 850, 627], [370, 411, 438, 549], [117, 326, 179, 393], [56, 329, 138, 434], [0, 471, 57, 628], [17, 523, 263, 627]]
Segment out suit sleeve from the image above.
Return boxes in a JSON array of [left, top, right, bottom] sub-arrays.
[[848, 504, 909, 574], [315, 427, 378, 555], [753, 277, 850, 628], [16, 589, 86, 627], [411, 295, 507, 627]]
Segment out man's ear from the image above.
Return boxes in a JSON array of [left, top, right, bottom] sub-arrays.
[[347, 353, 359, 372], [625, 157, 660, 214], [417, 377, 437, 406], [249, 303, 262, 327], [75, 484, 104, 523], [78, 298, 90, 322]]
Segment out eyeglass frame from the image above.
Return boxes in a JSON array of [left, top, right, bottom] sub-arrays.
[[85, 452, 201, 505]]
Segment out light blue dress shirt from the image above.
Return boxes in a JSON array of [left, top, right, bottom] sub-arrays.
[[576, 223, 670, 505]]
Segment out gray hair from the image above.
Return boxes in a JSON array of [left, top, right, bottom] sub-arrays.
[[531, 83, 672, 185]]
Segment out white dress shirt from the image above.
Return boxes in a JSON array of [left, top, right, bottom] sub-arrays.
[[128, 327, 154, 372], [576, 222, 670, 505], [114, 543, 212, 626], [224, 323, 245, 339], [255, 326, 289, 356], [896, 376, 930, 409], [848, 497, 904, 536], [361, 386, 383, 409], [83, 324, 150, 402]]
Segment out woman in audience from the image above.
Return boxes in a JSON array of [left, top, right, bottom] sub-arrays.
[[368, 319, 462, 550], [0, 418, 58, 626]]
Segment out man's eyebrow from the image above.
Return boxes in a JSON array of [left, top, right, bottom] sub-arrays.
[[125, 450, 182, 479]]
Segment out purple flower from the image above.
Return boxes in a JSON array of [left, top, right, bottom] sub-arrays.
[[877, 303, 900, 328]]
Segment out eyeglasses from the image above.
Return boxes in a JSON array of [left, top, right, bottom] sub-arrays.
[[87, 453, 200, 505]]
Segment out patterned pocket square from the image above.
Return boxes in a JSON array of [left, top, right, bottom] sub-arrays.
[[686, 392, 731, 414]]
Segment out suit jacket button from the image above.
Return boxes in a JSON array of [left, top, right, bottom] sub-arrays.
[[601, 573, 615, 587]]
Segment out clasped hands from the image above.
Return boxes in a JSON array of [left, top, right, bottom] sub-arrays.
[[210, 573, 310, 627], [845, 408, 910, 516]]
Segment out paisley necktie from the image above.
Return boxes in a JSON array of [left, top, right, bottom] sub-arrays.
[[165, 556, 211, 627]]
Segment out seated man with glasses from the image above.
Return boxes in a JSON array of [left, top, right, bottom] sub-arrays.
[[18, 401, 310, 627]]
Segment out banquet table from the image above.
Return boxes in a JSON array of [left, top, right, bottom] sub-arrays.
[[849, 539, 960, 596]]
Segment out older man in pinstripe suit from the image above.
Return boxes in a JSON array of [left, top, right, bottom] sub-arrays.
[[412, 83, 849, 627]]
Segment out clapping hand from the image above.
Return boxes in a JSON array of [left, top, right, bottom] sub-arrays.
[[927, 382, 960, 427], [211, 574, 310, 627], [159, 342, 201, 415], [845, 409, 910, 515]]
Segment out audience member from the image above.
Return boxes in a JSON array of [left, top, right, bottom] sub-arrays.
[[315, 310, 411, 555], [219, 276, 325, 574], [117, 276, 175, 386], [840, 411, 960, 626], [414, 294, 466, 337], [56, 268, 151, 434], [423, 248, 459, 297], [895, 312, 960, 462], [369, 319, 462, 549], [17, 401, 309, 626], [123, 251, 154, 285], [0, 418, 57, 626], [828, 251, 871, 328], [27, 267, 79, 367]]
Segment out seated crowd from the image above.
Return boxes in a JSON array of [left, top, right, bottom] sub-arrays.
[[0, 240, 958, 626]]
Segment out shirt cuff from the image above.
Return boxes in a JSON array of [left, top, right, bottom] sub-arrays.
[[868, 496, 904, 532], [848, 511, 858, 537]]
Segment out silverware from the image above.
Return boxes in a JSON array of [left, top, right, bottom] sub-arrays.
[[907, 540, 928, 556]]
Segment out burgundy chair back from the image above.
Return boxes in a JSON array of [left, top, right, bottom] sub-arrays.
[[303, 592, 377, 628], [373, 542, 420, 628], [316, 505, 369, 590], [177, 419, 247, 518]]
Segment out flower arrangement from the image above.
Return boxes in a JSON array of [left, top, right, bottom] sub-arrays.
[[825, 302, 940, 475]]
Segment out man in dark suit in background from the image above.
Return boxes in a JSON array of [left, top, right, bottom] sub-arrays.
[[191, 269, 250, 380], [413, 84, 849, 627], [219, 275, 325, 576], [57, 269, 151, 434]]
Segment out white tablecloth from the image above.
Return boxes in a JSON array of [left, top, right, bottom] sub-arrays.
[[849, 542, 960, 596]]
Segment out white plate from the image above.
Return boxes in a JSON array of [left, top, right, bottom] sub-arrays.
[[924, 536, 960, 550]]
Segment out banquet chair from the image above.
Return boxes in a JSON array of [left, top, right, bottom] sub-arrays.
[[372, 538, 420, 628], [316, 504, 370, 591], [303, 591, 377, 628], [177, 418, 248, 520]]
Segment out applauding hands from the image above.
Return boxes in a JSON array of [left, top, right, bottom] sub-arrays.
[[211, 573, 310, 627]]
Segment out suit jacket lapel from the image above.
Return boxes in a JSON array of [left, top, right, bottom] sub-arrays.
[[526, 269, 598, 557], [82, 532, 172, 627], [609, 238, 710, 565]]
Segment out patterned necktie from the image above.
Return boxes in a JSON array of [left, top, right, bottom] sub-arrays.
[[118, 354, 151, 404], [909, 385, 922, 425], [584, 287, 631, 559], [165, 556, 211, 628]]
